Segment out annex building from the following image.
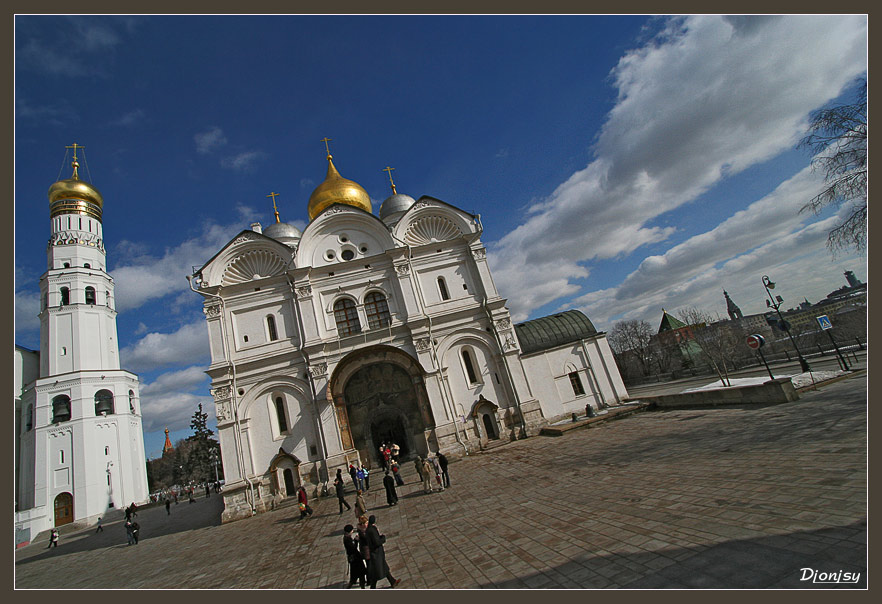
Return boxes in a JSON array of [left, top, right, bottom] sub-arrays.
[[15, 148, 149, 545], [191, 148, 628, 522]]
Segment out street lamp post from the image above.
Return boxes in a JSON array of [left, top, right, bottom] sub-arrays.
[[209, 448, 220, 485], [762, 275, 811, 373]]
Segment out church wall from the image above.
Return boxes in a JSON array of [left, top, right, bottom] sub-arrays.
[[520, 344, 601, 421]]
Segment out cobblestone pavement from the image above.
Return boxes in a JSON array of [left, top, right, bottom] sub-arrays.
[[16, 372, 867, 589]]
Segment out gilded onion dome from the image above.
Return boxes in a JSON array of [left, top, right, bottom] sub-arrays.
[[48, 153, 104, 221], [307, 154, 372, 220]]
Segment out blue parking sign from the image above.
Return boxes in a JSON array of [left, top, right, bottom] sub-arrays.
[[816, 315, 833, 330]]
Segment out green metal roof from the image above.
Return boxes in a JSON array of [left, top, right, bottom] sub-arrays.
[[657, 310, 688, 333], [514, 310, 598, 354]]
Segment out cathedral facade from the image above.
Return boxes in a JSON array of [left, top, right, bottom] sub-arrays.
[[191, 151, 628, 522], [15, 150, 149, 545]]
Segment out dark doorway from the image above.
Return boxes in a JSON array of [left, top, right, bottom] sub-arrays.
[[370, 414, 410, 463], [283, 468, 296, 495], [482, 414, 499, 440], [54, 492, 73, 526]]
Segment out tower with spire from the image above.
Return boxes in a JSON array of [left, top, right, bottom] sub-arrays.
[[15, 145, 149, 540], [724, 290, 743, 320]]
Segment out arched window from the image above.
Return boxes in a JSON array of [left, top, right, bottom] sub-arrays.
[[129, 390, 136, 414], [60, 287, 70, 306], [266, 315, 279, 341], [85, 286, 96, 305], [364, 292, 391, 329], [461, 348, 480, 385], [52, 395, 71, 423], [42, 293, 48, 310], [25, 404, 33, 431], [333, 298, 361, 337], [569, 372, 586, 396], [275, 397, 288, 433], [105, 291, 111, 307], [438, 277, 450, 301], [84, 263, 90, 269], [94, 389, 114, 415]]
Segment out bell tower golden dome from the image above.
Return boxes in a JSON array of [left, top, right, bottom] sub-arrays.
[[307, 138, 372, 220], [48, 143, 104, 221]]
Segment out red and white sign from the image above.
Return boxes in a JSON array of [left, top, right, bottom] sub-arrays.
[[746, 334, 765, 350]]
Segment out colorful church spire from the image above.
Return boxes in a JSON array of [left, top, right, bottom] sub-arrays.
[[163, 428, 173, 454]]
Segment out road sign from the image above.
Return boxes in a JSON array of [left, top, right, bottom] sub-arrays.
[[816, 315, 833, 330], [746, 334, 765, 349]]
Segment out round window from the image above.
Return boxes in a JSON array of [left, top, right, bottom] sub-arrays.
[[325, 250, 336, 260], [360, 246, 368, 253], [341, 249, 355, 261]]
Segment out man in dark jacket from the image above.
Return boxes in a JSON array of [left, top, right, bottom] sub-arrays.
[[335, 470, 352, 514], [365, 516, 401, 589], [343, 524, 366, 589], [437, 451, 450, 487], [382, 471, 398, 506]]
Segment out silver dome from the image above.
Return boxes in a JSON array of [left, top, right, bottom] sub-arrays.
[[379, 193, 416, 222], [263, 221, 302, 246]]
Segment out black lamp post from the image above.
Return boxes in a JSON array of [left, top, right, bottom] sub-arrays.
[[762, 275, 810, 373]]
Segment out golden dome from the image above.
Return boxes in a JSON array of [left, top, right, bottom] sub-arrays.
[[47, 157, 104, 221], [307, 155, 372, 220]]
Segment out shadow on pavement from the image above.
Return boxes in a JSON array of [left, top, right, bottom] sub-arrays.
[[16, 494, 225, 566]]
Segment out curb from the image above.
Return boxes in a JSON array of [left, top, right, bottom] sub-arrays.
[[539, 402, 653, 436]]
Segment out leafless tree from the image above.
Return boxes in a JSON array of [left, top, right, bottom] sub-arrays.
[[677, 308, 743, 387], [607, 319, 655, 376], [799, 79, 867, 253]]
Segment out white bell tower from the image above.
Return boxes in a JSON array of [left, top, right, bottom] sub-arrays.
[[16, 144, 149, 535]]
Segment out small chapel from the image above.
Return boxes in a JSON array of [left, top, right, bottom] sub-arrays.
[[191, 143, 628, 522]]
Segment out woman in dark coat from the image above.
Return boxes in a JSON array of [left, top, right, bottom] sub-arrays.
[[365, 515, 401, 589], [382, 471, 399, 506], [343, 524, 366, 589]]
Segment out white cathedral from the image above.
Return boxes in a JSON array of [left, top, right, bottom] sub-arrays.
[[15, 149, 149, 545], [191, 147, 629, 523]]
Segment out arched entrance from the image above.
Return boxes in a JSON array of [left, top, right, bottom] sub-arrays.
[[54, 492, 73, 526], [469, 395, 500, 444], [482, 413, 499, 440], [329, 345, 435, 466], [283, 469, 297, 494], [268, 448, 301, 498]]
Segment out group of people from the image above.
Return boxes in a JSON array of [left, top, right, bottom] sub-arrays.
[[415, 453, 450, 493], [343, 515, 402, 589]]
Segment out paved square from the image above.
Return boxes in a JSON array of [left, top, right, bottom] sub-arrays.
[[15, 373, 867, 589]]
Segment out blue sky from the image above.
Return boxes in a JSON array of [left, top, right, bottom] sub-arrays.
[[14, 15, 867, 459]]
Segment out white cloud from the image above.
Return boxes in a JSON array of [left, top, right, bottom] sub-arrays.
[[220, 151, 266, 172], [120, 322, 210, 373], [140, 390, 214, 434], [194, 126, 227, 154], [14, 289, 41, 335], [490, 15, 867, 321], [111, 218, 246, 312], [111, 109, 145, 127]]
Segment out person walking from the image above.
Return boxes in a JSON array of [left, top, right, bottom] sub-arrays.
[[365, 515, 402, 589], [348, 463, 359, 491], [421, 457, 434, 493], [95, 517, 103, 533], [363, 466, 370, 490], [383, 471, 399, 506], [205, 485, 210, 498], [437, 451, 450, 487], [125, 520, 135, 545], [390, 461, 405, 487], [430, 455, 445, 491], [356, 466, 366, 492], [414, 456, 424, 483], [165, 498, 171, 515], [354, 490, 367, 518], [131, 521, 140, 544], [391, 442, 400, 461], [343, 524, 366, 589], [47, 528, 59, 548], [335, 471, 352, 515], [297, 485, 314, 519]]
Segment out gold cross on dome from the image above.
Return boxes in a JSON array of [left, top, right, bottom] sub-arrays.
[[320, 137, 333, 158], [267, 191, 281, 222], [65, 142, 84, 161], [382, 166, 397, 194]]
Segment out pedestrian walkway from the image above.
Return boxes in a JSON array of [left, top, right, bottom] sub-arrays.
[[15, 373, 866, 589]]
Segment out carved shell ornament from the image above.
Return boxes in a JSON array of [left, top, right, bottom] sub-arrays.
[[404, 215, 462, 246], [222, 249, 287, 285]]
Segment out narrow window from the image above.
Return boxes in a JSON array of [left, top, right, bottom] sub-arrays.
[[243, 335, 249, 343], [79, 217, 82, 230], [42, 293, 48, 310], [60, 450, 64, 464], [84, 263, 90, 269], [266, 315, 278, 341], [106, 291, 111, 307], [333, 299, 361, 337], [129, 390, 135, 414], [52, 395, 71, 423], [438, 277, 450, 301], [60, 287, 70, 306], [462, 348, 479, 384], [275, 397, 288, 433], [105, 446, 110, 455], [85, 286, 96, 305], [26, 405, 33, 431], [364, 292, 392, 329], [95, 389, 115, 415], [63, 262, 70, 268], [569, 372, 586, 396]]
